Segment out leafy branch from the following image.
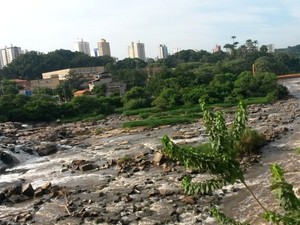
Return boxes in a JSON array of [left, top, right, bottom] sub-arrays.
[[263, 164, 300, 224], [162, 101, 300, 224]]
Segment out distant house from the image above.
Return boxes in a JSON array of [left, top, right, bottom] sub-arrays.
[[73, 89, 91, 97], [42, 66, 105, 80], [10, 79, 31, 90], [88, 72, 126, 96], [31, 77, 60, 91]]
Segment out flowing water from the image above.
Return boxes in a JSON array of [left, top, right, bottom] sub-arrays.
[[221, 78, 300, 224], [0, 79, 300, 224]]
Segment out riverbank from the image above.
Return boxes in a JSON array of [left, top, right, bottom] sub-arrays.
[[0, 97, 299, 225]]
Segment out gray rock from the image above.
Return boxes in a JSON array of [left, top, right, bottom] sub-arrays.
[[22, 183, 34, 197], [35, 143, 58, 156]]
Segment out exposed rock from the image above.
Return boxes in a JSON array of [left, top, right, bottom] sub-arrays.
[[0, 192, 5, 204], [21, 183, 34, 197], [35, 143, 58, 156], [0, 151, 18, 165], [153, 151, 166, 165], [79, 163, 94, 171]]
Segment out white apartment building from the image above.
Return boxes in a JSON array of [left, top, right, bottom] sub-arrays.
[[97, 38, 111, 56], [158, 44, 168, 59], [0, 54, 3, 69], [0, 45, 22, 69], [128, 41, 146, 61], [74, 38, 91, 56], [267, 44, 275, 53]]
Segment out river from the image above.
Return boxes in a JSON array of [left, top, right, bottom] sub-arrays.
[[0, 79, 299, 224], [221, 78, 300, 224]]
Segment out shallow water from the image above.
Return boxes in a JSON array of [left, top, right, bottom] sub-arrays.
[[221, 79, 300, 224], [0, 79, 300, 224]]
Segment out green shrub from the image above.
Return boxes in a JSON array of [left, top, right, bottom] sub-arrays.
[[236, 129, 266, 155], [123, 98, 149, 110]]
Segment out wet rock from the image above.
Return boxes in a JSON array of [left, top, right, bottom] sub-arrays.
[[0, 192, 6, 204], [67, 160, 97, 172], [34, 187, 44, 197], [15, 213, 33, 222], [42, 182, 52, 194], [7, 183, 22, 195], [79, 163, 94, 171], [0, 151, 18, 165], [21, 183, 34, 197], [159, 187, 175, 196], [153, 151, 166, 165], [35, 143, 58, 156], [180, 195, 196, 204]]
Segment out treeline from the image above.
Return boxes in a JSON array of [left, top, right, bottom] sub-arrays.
[[0, 41, 299, 122], [0, 50, 115, 80], [276, 44, 300, 58], [0, 94, 122, 122]]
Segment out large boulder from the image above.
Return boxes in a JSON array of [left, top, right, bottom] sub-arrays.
[[35, 143, 58, 156], [0, 151, 17, 165]]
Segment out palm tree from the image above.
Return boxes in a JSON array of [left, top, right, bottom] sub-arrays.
[[233, 41, 239, 48], [231, 35, 236, 43]]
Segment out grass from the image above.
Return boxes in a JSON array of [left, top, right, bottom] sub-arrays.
[[60, 113, 106, 123], [121, 97, 271, 128], [295, 147, 300, 155], [59, 97, 270, 128], [243, 97, 270, 105], [122, 107, 160, 116]]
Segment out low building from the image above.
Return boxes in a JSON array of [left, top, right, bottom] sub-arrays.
[[10, 79, 31, 90], [73, 89, 91, 97], [31, 77, 60, 91], [88, 72, 126, 96], [42, 66, 105, 80]]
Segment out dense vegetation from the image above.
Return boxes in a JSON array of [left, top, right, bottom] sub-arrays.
[[276, 44, 300, 58], [0, 41, 299, 122]]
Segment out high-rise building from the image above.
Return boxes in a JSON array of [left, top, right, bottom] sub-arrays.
[[128, 41, 146, 61], [97, 38, 111, 56], [0, 53, 3, 69], [74, 38, 91, 56], [0, 45, 22, 69], [173, 47, 181, 54], [94, 48, 99, 57], [158, 44, 168, 59], [213, 45, 221, 53], [267, 44, 274, 53]]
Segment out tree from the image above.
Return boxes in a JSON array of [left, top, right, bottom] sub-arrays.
[[162, 102, 248, 196], [0, 80, 19, 95], [260, 45, 268, 53], [92, 84, 107, 97], [23, 95, 60, 121], [231, 35, 236, 43], [152, 88, 182, 109], [123, 86, 151, 110], [55, 82, 73, 102]]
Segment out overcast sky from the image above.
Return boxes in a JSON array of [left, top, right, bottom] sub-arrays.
[[1, 0, 299, 59]]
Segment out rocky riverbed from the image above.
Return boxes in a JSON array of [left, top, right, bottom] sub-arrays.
[[0, 97, 300, 225]]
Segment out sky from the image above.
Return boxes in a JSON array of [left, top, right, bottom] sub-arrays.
[[1, 0, 300, 59]]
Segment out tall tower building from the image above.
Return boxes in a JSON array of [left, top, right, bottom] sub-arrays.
[[158, 44, 168, 59], [173, 47, 181, 54], [97, 38, 111, 56], [0, 45, 22, 68], [74, 38, 91, 56], [128, 41, 146, 61], [267, 44, 274, 53], [0, 52, 3, 69]]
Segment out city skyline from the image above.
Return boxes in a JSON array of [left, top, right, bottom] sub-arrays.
[[0, 0, 299, 59]]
